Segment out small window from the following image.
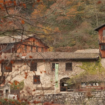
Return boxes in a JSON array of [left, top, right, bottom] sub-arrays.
[[33, 40, 35, 46], [33, 75, 40, 84], [30, 61, 37, 71], [103, 30, 105, 37], [66, 63, 72, 71], [31, 46, 33, 52], [41, 47, 43, 52], [52, 63, 59, 71], [0, 76, 5, 84], [52, 63, 55, 71], [101, 45, 105, 50], [0, 90, 3, 96], [25, 45, 27, 52], [36, 46, 38, 52], [1, 63, 12, 72]]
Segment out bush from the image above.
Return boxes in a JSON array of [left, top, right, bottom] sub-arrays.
[[0, 99, 27, 105]]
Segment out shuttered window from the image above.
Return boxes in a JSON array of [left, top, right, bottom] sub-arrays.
[[30, 61, 37, 71], [0, 76, 5, 84], [52, 63, 55, 71], [41, 47, 43, 52], [33, 75, 40, 84], [52, 63, 59, 71], [101, 45, 105, 50], [36, 46, 38, 52], [66, 63, 72, 71], [1, 63, 12, 72]]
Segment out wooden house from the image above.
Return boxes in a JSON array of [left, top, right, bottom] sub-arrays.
[[0, 34, 49, 54], [95, 24, 105, 57]]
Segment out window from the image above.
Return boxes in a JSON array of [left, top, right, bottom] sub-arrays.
[[1, 63, 12, 72], [31, 46, 33, 52], [30, 61, 37, 71], [41, 47, 43, 52], [25, 45, 27, 52], [0, 90, 3, 96], [52, 63, 59, 71], [0, 76, 5, 84], [36, 46, 38, 52], [103, 30, 105, 37], [66, 63, 72, 71], [52, 63, 55, 71], [33, 75, 40, 84], [33, 40, 35, 46], [101, 45, 105, 50]]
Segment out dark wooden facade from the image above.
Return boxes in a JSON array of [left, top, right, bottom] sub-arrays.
[[95, 24, 105, 58], [0, 36, 49, 54]]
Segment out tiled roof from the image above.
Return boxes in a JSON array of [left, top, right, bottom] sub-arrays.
[[0, 34, 49, 48], [0, 52, 99, 60], [75, 49, 99, 53], [95, 24, 105, 31]]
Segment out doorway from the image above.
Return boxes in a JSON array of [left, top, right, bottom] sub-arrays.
[[60, 77, 70, 91]]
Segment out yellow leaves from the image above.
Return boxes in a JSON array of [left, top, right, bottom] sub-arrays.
[[49, 47, 53, 51], [43, 27, 52, 34]]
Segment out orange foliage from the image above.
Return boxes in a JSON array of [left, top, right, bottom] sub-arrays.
[[14, 80, 19, 85], [29, 56, 33, 58], [8, 81, 12, 85], [33, 89, 35, 91], [34, 79, 37, 82], [44, 71, 46, 73], [5, 66, 11, 71], [37, 0, 40, 2], [13, 1, 16, 6], [22, 3, 26, 8], [21, 20, 25, 24], [10, 60, 14, 64], [24, 72, 28, 79], [33, 100, 41, 104], [97, 1, 101, 4]]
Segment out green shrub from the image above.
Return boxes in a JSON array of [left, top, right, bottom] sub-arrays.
[[0, 99, 27, 105], [10, 81, 24, 90]]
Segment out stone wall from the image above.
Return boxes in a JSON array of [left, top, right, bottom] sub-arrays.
[[0, 60, 85, 96], [32, 91, 105, 105]]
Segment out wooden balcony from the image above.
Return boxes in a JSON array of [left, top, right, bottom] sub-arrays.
[[99, 37, 105, 44]]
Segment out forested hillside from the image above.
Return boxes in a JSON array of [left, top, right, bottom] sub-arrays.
[[30, 0, 105, 51], [1, 0, 105, 51]]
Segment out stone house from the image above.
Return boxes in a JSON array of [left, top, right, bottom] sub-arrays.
[[0, 51, 99, 98]]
